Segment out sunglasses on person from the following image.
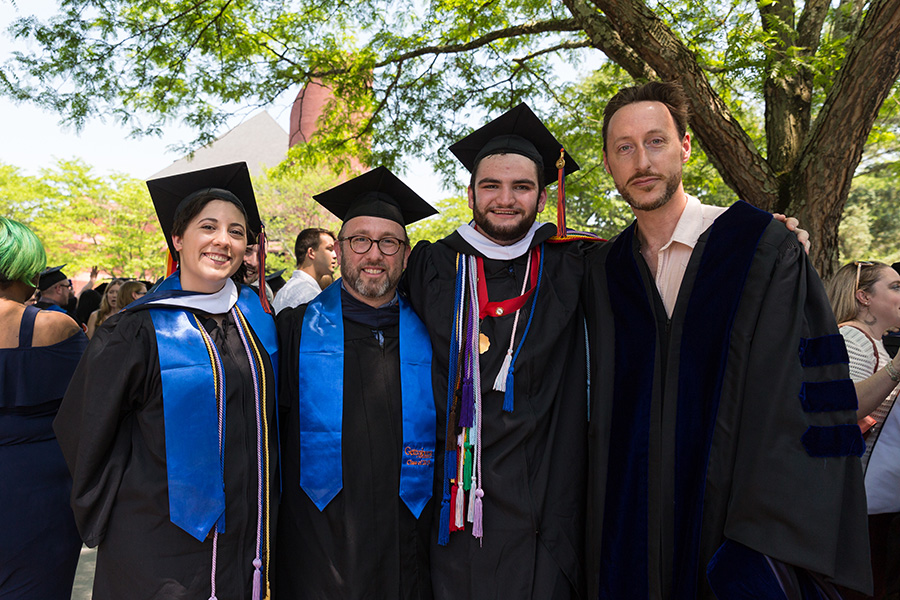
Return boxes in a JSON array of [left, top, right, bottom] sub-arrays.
[[855, 261, 874, 290]]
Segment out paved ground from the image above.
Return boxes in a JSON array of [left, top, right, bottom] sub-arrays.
[[71, 546, 96, 600]]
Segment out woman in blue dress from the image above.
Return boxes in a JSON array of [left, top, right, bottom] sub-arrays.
[[0, 216, 87, 599]]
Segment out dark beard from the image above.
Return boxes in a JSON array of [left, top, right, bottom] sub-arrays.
[[620, 171, 681, 212], [471, 196, 539, 243]]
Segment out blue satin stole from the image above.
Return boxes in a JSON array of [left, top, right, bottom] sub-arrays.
[[147, 273, 278, 541], [41, 303, 68, 313], [297, 281, 436, 518]]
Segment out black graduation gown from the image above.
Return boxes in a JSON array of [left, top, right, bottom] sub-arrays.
[[583, 201, 872, 599], [404, 224, 589, 599], [275, 297, 433, 600], [53, 308, 279, 600]]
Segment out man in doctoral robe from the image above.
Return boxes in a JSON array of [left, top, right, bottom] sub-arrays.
[[403, 104, 597, 599], [275, 167, 438, 599], [584, 80, 871, 598]]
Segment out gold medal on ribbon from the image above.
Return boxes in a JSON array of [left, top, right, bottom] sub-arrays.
[[479, 333, 490, 354]]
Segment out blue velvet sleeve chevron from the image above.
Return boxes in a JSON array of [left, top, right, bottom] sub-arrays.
[[798, 334, 849, 367], [797, 335, 864, 458], [798, 379, 857, 412]]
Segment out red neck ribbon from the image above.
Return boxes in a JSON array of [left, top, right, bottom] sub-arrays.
[[476, 247, 541, 320]]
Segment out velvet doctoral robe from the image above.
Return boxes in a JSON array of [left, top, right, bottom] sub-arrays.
[[404, 223, 589, 599], [583, 201, 871, 599], [275, 292, 433, 600], [53, 305, 278, 600]]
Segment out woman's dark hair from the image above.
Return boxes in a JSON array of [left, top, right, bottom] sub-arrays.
[[170, 189, 250, 286]]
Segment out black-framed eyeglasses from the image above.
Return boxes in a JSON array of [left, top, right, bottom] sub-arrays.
[[854, 260, 874, 290], [339, 235, 406, 256]]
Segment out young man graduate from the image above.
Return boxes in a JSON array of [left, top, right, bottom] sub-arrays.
[[275, 167, 438, 599], [403, 104, 596, 599], [583, 81, 871, 599]]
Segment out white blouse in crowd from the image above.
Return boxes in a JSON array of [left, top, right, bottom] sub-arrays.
[[840, 325, 900, 514]]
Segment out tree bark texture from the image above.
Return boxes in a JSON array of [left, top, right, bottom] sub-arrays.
[[793, 0, 900, 274]]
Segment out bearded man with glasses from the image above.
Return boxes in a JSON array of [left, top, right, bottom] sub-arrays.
[[35, 265, 75, 317], [275, 167, 439, 599]]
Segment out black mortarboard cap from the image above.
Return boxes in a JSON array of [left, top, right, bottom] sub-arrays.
[[38, 265, 67, 291], [313, 166, 437, 227], [449, 103, 580, 186], [265, 268, 286, 282], [146, 162, 262, 259], [265, 269, 287, 294]]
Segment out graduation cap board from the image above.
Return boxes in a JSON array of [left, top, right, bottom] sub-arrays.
[[449, 102, 594, 240], [448, 103, 579, 188], [265, 269, 287, 295], [38, 265, 67, 291], [265, 268, 286, 281], [146, 162, 262, 260], [313, 166, 437, 227]]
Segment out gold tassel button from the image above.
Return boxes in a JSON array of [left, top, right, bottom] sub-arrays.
[[556, 148, 566, 170]]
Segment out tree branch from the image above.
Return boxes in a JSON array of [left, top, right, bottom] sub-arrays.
[[513, 40, 592, 64], [373, 18, 584, 68], [562, 0, 656, 81], [797, 0, 900, 216], [796, 0, 829, 52]]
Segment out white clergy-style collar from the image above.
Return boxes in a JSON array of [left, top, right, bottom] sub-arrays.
[[145, 278, 239, 314], [454, 220, 546, 260]]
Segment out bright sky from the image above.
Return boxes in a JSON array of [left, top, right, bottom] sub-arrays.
[[1, 2, 195, 178], [0, 0, 445, 194]]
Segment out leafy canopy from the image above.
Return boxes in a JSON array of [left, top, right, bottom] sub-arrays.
[[3, 0, 900, 272]]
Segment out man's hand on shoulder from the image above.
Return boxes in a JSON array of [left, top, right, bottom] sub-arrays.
[[772, 213, 811, 254]]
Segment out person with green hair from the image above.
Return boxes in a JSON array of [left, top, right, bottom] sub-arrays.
[[0, 216, 87, 599], [0, 215, 47, 286]]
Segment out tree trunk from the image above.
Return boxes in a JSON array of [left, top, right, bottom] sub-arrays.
[[792, 0, 900, 277]]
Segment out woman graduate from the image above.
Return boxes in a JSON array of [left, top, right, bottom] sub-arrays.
[[54, 162, 279, 600]]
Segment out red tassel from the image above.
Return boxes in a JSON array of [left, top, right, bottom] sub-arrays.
[[166, 252, 178, 277], [256, 227, 273, 314]]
